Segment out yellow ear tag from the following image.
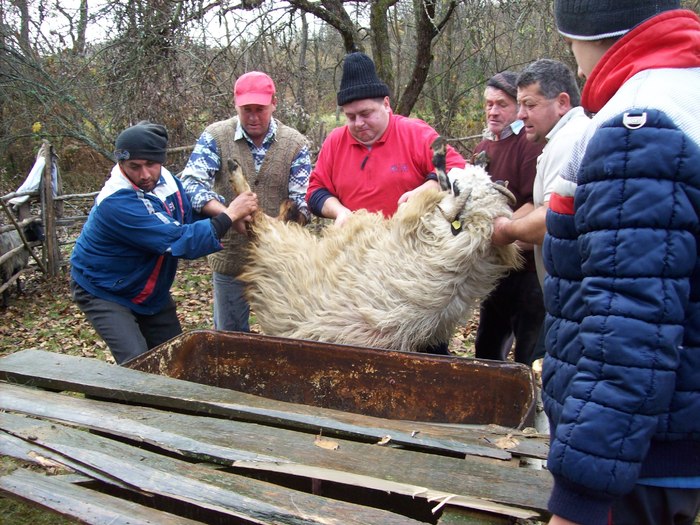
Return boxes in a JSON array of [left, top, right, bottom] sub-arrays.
[[451, 220, 462, 235]]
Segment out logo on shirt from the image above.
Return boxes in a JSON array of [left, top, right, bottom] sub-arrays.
[[390, 164, 409, 173]]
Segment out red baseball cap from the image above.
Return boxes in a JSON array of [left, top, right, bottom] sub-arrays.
[[234, 72, 276, 107]]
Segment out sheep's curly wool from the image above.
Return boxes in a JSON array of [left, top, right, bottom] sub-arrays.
[[237, 164, 521, 352], [1, 230, 28, 280]]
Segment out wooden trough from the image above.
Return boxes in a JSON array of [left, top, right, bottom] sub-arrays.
[[0, 334, 551, 525], [125, 330, 537, 429]]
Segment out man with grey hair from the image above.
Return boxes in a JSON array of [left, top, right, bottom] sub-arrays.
[[472, 70, 545, 366]]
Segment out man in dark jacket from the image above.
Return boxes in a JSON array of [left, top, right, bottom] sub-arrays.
[[543, 2, 700, 524], [71, 122, 258, 364], [473, 71, 545, 365]]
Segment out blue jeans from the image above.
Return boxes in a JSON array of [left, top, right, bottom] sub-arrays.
[[70, 280, 182, 365], [212, 272, 250, 332]]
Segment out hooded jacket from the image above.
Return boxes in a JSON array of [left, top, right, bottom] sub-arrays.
[[543, 10, 700, 525], [71, 165, 223, 315]]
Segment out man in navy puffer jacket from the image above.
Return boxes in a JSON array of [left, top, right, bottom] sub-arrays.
[[542, 2, 700, 524]]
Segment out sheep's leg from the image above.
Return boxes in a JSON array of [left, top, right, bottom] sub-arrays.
[[277, 199, 307, 226], [431, 137, 450, 192], [226, 159, 250, 195], [224, 159, 257, 238], [226, 159, 306, 227]]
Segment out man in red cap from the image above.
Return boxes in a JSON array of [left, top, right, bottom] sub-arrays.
[[181, 72, 311, 333]]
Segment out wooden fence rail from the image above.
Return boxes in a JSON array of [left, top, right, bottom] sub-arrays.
[[1, 141, 98, 288], [1, 140, 195, 289]]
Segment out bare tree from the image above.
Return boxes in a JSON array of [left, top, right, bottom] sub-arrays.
[[283, 0, 458, 116], [0, 0, 576, 186]]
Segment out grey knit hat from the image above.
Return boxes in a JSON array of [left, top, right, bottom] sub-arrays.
[[114, 121, 168, 164], [555, 0, 681, 40], [486, 71, 518, 100], [337, 52, 390, 106]]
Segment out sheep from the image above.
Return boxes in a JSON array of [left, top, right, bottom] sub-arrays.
[[0, 220, 43, 307], [234, 138, 521, 352]]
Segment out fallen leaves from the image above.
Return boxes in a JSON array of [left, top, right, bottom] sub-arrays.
[[376, 435, 392, 446], [0, 259, 216, 360], [492, 434, 520, 449]]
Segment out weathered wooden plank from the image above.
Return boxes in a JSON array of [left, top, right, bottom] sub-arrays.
[[1, 412, 427, 525], [0, 468, 205, 525], [0, 349, 525, 460], [0, 431, 143, 492], [437, 506, 514, 525], [0, 382, 549, 519], [0, 382, 290, 466], [1, 430, 35, 461], [0, 349, 548, 461]]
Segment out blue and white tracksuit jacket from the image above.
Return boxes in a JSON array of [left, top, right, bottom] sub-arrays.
[[71, 165, 222, 315]]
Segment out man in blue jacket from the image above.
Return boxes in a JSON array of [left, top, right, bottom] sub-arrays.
[[70, 122, 258, 364], [543, 2, 700, 524]]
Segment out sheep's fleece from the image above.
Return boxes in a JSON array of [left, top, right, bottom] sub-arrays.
[[239, 165, 521, 352]]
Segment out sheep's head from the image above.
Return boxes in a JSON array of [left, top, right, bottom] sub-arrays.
[[391, 138, 521, 273], [429, 136, 515, 236]]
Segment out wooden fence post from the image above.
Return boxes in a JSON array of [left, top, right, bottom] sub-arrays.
[[40, 140, 61, 277]]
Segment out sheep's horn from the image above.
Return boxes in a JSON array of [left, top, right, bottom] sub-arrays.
[[431, 137, 450, 191], [492, 180, 516, 207], [445, 186, 472, 235]]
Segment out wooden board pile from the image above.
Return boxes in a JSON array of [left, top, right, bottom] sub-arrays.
[[0, 349, 552, 524]]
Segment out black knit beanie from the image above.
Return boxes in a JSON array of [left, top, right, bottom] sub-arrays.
[[337, 52, 390, 107], [114, 121, 168, 164], [555, 0, 681, 40], [486, 71, 518, 101]]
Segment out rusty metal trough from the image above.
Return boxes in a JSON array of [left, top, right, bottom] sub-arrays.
[[126, 330, 536, 429]]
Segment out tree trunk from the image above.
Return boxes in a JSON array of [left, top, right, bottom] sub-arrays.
[[369, 0, 399, 99]]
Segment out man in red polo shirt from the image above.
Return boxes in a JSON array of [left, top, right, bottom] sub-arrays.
[[306, 52, 465, 228]]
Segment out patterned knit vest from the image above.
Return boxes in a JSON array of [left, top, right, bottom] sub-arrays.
[[206, 116, 307, 276]]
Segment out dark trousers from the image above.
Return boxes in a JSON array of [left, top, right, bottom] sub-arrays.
[[474, 270, 544, 365], [71, 280, 182, 365], [610, 484, 700, 525]]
